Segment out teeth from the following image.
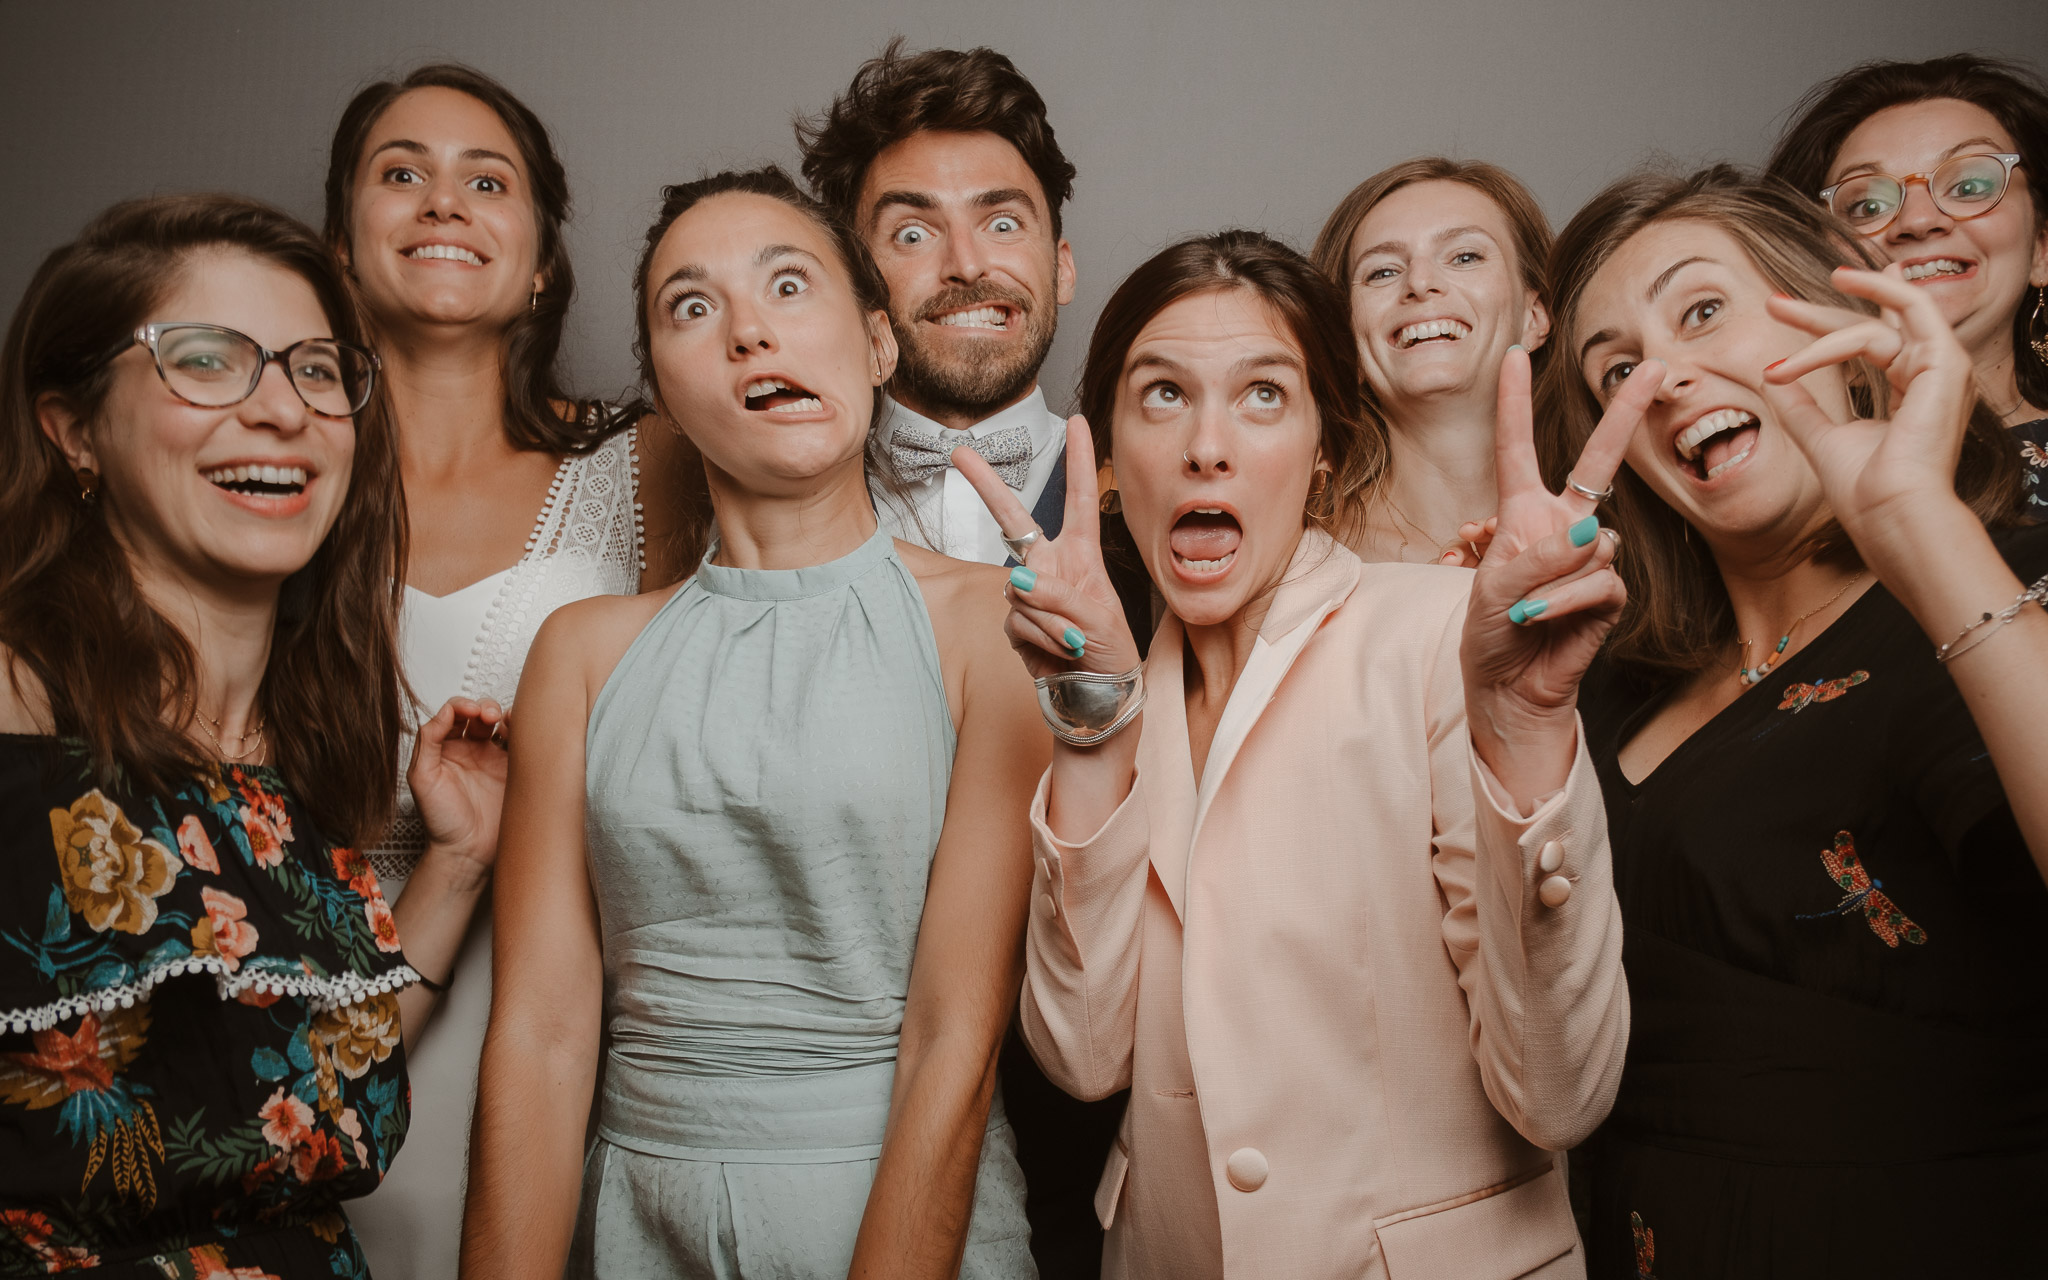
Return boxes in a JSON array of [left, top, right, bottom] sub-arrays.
[[204, 465, 308, 486], [936, 307, 1009, 329], [406, 244, 485, 266], [1901, 258, 1968, 282], [1177, 552, 1235, 573], [1675, 408, 1756, 461], [767, 397, 823, 413], [1396, 318, 1471, 348], [1705, 444, 1754, 480], [1193, 507, 1223, 515], [743, 378, 790, 399]]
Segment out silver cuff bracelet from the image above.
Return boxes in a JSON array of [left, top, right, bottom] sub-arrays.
[[1035, 666, 1146, 747]]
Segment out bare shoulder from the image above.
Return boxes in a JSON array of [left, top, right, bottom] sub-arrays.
[[896, 541, 1011, 639], [524, 583, 685, 705], [0, 644, 52, 735]]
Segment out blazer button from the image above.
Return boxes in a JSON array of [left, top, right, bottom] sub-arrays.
[[1538, 840, 1564, 874], [1538, 874, 1572, 908], [1225, 1147, 1269, 1191], [1038, 892, 1058, 920], [1037, 857, 1052, 882]]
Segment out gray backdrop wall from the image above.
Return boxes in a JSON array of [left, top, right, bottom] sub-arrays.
[[5, 0, 2043, 409]]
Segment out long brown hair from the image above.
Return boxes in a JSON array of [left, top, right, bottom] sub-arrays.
[[324, 62, 618, 454], [1766, 54, 2048, 410], [1536, 164, 2024, 687], [1078, 229, 1385, 546], [629, 166, 909, 571], [0, 194, 407, 845]]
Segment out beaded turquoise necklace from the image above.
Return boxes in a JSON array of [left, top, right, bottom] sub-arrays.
[[1736, 572, 1865, 687]]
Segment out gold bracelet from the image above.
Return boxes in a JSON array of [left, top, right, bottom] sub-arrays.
[[1935, 571, 2048, 663]]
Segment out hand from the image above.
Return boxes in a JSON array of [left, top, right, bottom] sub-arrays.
[[1441, 517, 1498, 568], [1461, 347, 1661, 804], [1761, 265, 1980, 558], [952, 417, 1141, 680], [408, 696, 510, 884]]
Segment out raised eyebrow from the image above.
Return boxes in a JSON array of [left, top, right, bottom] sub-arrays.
[[653, 264, 709, 295], [756, 244, 827, 269], [975, 188, 1038, 215], [1433, 224, 1498, 245], [870, 189, 938, 225], [1125, 353, 1190, 380], [1230, 352, 1304, 377], [1352, 239, 1406, 265], [461, 148, 519, 170], [1646, 256, 1713, 302], [366, 139, 429, 163], [1833, 136, 2007, 180], [1577, 327, 1619, 366]]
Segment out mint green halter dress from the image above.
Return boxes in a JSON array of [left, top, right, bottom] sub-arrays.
[[570, 526, 1034, 1278]]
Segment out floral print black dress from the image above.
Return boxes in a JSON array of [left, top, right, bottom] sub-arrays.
[[2015, 416, 2048, 516], [0, 737, 418, 1278]]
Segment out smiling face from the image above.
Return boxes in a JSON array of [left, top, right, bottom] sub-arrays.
[[643, 192, 894, 497], [47, 248, 356, 596], [859, 129, 1075, 423], [1111, 288, 1323, 628], [1346, 179, 1550, 413], [1575, 220, 1855, 553], [1829, 98, 2048, 360], [343, 86, 543, 334]]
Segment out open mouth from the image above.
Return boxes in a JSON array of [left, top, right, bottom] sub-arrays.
[[1394, 318, 1471, 349], [1899, 257, 1972, 283], [404, 244, 487, 266], [742, 377, 824, 413], [1169, 507, 1242, 577], [204, 464, 309, 499], [1674, 408, 1759, 482], [931, 304, 1015, 331]]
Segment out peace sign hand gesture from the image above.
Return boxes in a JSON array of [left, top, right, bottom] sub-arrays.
[[1760, 265, 1981, 566], [1461, 346, 1663, 808], [953, 416, 1141, 682]]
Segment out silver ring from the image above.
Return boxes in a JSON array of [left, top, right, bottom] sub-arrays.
[[1183, 451, 1194, 467], [1566, 474, 1614, 503], [1002, 528, 1043, 563]]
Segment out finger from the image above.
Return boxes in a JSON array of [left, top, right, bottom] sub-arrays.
[[951, 445, 1042, 539], [1006, 609, 1078, 663], [1493, 346, 1542, 500], [1763, 292, 1888, 339], [1758, 377, 1842, 458], [1062, 416, 1102, 548], [1763, 321, 1902, 384], [1511, 527, 1620, 601], [1828, 265, 1976, 375], [1481, 516, 1610, 604], [1007, 598, 1088, 657], [1506, 567, 1627, 627], [1571, 358, 1663, 503]]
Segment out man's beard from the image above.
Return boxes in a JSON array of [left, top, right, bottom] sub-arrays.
[[889, 282, 1057, 421]]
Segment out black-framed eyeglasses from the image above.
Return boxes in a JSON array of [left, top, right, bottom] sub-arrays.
[[100, 323, 380, 418], [1819, 152, 2023, 234]]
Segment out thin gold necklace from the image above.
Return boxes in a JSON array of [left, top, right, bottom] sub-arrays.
[[186, 696, 267, 762], [1383, 493, 1457, 562], [1736, 572, 1864, 686]]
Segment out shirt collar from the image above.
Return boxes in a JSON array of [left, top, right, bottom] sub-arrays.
[[881, 386, 1057, 448]]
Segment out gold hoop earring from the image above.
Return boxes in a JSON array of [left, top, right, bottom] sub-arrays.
[[2030, 286, 2047, 363], [74, 466, 99, 504]]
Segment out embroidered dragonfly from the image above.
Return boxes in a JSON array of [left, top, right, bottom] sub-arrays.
[[1631, 1212, 1657, 1280], [1795, 830, 1926, 947], [1777, 669, 1869, 713]]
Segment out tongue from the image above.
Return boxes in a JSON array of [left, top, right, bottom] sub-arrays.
[[1170, 514, 1241, 561], [1700, 425, 1757, 476]]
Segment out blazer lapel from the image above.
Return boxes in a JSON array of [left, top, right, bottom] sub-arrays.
[[1139, 614, 1198, 922]]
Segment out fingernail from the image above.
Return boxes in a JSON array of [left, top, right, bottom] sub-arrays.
[[1508, 598, 1548, 625], [1508, 343, 1525, 353], [1764, 358, 1786, 373], [1063, 627, 1085, 651], [1010, 566, 1037, 591], [1771, 291, 1791, 301], [1569, 515, 1600, 547]]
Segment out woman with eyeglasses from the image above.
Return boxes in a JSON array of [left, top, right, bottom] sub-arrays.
[[1539, 165, 2048, 1274], [1769, 54, 2048, 512], [321, 64, 670, 1280], [0, 194, 503, 1277]]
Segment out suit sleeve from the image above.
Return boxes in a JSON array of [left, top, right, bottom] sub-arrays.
[[1017, 768, 1152, 1103], [1425, 595, 1630, 1151]]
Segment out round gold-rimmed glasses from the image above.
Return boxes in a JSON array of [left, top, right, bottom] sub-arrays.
[[100, 322, 380, 418], [1819, 152, 2023, 234]]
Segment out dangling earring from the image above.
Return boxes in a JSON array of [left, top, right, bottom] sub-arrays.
[[1097, 459, 1122, 515], [74, 466, 98, 504], [529, 289, 540, 315], [2030, 286, 2048, 363], [1304, 468, 1335, 523]]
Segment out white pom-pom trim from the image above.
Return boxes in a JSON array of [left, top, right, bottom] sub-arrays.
[[2, 960, 425, 1034]]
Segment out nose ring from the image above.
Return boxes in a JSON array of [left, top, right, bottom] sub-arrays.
[[1183, 451, 1194, 467]]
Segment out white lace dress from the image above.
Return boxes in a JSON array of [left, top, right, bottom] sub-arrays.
[[350, 426, 643, 1280]]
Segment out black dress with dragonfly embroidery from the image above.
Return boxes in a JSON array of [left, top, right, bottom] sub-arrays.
[[1578, 523, 2048, 1278], [0, 736, 418, 1278]]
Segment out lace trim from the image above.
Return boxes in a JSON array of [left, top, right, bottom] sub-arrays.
[[3, 957, 423, 1034]]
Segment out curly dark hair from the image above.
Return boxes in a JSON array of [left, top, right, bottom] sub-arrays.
[[796, 37, 1076, 239], [324, 62, 619, 455], [1766, 54, 2048, 410]]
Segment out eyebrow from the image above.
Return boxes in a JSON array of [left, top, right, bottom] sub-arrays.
[[650, 245, 828, 295], [871, 189, 937, 221], [975, 187, 1038, 215], [1574, 256, 1718, 364], [757, 244, 825, 268], [1352, 224, 1498, 266], [1833, 135, 2008, 179], [1125, 350, 1305, 379], [365, 139, 520, 171]]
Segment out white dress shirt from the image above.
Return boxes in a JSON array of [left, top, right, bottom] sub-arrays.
[[873, 387, 1066, 565]]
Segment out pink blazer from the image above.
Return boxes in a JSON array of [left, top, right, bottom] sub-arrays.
[[1020, 533, 1628, 1280]]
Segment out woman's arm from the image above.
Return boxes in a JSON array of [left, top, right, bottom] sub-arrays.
[[848, 579, 1048, 1280], [390, 696, 506, 1042], [457, 609, 609, 1279], [1765, 269, 2048, 875]]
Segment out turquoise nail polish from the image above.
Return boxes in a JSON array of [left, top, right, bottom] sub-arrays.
[[1010, 566, 1037, 591], [1509, 598, 1549, 625], [1569, 515, 1600, 547], [1508, 343, 1525, 353], [1063, 626, 1085, 651]]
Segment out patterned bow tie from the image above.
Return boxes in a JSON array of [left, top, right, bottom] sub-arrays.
[[888, 423, 1032, 489]]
